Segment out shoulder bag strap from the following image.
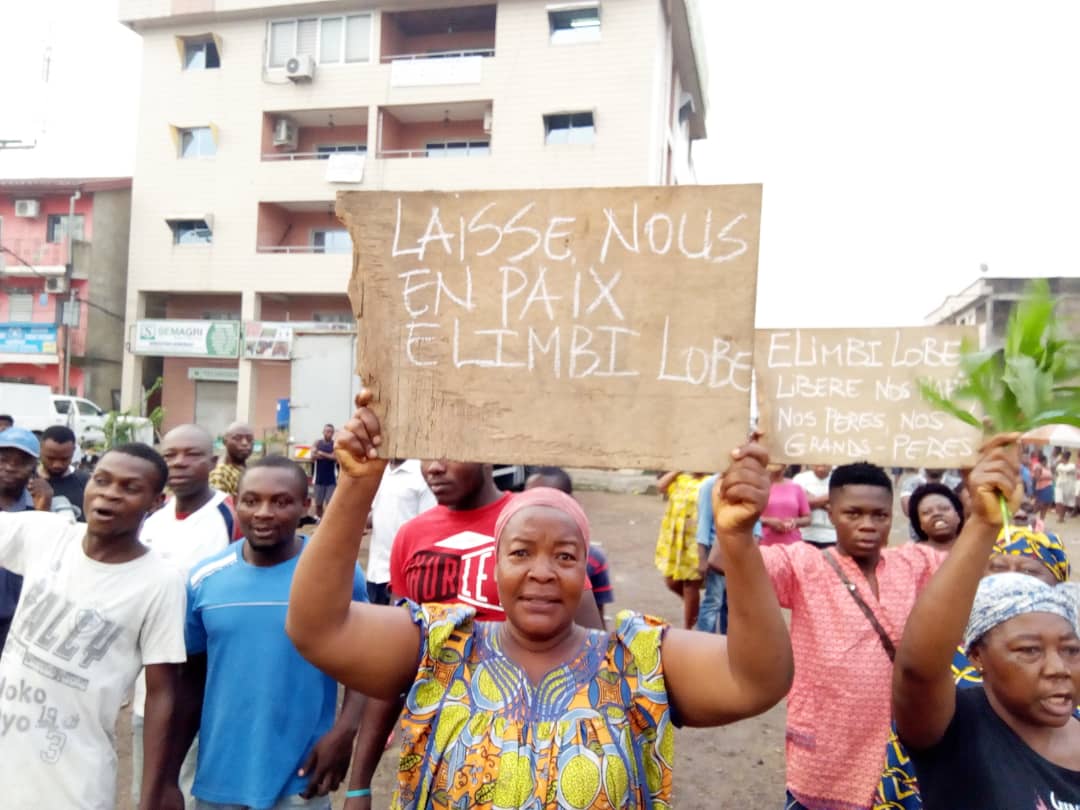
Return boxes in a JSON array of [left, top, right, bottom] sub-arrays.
[[822, 550, 896, 662]]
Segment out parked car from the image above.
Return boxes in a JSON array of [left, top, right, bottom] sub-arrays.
[[0, 383, 151, 445]]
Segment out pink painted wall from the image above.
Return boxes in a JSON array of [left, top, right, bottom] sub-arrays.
[[258, 295, 352, 321], [381, 117, 488, 152], [256, 206, 343, 249], [260, 118, 367, 156], [0, 192, 94, 266], [160, 356, 239, 432], [0, 363, 84, 394], [296, 125, 367, 153]]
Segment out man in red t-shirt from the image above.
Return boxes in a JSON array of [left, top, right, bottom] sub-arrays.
[[344, 460, 601, 808], [389, 461, 512, 619]]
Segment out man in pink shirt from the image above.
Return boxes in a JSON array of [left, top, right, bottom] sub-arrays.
[[712, 462, 943, 810]]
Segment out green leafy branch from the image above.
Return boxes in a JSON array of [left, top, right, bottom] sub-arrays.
[[920, 279, 1080, 434], [919, 279, 1080, 537]]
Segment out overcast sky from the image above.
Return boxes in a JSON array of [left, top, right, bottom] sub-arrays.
[[2, 0, 1077, 327]]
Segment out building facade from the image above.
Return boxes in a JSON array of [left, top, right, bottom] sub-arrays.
[[118, 0, 708, 441], [926, 275, 1080, 349], [0, 178, 131, 408]]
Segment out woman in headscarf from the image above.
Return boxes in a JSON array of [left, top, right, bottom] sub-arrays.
[[891, 436, 1080, 809], [874, 524, 1073, 809], [286, 392, 794, 810]]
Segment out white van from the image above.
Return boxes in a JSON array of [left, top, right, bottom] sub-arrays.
[[0, 383, 152, 445]]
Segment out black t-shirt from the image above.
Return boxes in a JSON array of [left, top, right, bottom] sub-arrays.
[[47, 469, 89, 522], [911, 686, 1080, 810], [313, 439, 337, 486]]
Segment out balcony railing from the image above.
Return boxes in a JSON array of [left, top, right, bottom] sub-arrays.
[[378, 146, 490, 160], [381, 48, 494, 63], [257, 245, 351, 255], [262, 150, 368, 162]]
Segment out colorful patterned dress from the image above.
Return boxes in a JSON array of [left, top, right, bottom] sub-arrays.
[[654, 473, 705, 582], [393, 602, 675, 810]]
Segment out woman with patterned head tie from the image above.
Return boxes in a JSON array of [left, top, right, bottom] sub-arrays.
[[892, 436, 1080, 810]]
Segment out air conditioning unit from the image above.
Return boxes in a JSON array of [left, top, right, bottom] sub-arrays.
[[482, 108, 493, 133], [14, 200, 40, 218], [272, 118, 299, 150], [284, 54, 315, 82], [44, 277, 68, 294]]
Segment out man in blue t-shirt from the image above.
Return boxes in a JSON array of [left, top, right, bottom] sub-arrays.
[[174, 455, 367, 810], [311, 424, 338, 519]]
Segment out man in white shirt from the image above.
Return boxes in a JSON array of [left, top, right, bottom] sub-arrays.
[[0, 443, 186, 810], [793, 465, 836, 548], [133, 424, 238, 805], [365, 459, 436, 604]]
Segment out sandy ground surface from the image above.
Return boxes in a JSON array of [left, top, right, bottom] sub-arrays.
[[114, 489, 1080, 810]]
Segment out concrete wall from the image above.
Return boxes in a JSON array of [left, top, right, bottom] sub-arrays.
[[83, 188, 132, 407]]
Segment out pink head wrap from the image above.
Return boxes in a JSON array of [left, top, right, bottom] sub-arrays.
[[494, 487, 591, 549]]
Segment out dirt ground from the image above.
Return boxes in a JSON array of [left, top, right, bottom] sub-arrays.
[[114, 489, 1080, 809]]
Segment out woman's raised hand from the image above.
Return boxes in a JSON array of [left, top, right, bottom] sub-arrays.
[[713, 433, 770, 535], [968, 433, 1023, 525], [334, 389, 386, 479]]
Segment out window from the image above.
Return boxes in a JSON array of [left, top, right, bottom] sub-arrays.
[[311, 229, 352, 254], [52, 398, 70, 415], [203, 310, 240, 320], [7, 291, 32, 322], [313, 311, 354, 323], [75, 399, 101, 416], [268, 14, 370, 67], [179, 127, 215, 158], [170, 220, 213, 245], [184, 38, 220, 69], [549, 5, 601, 44], [46, 214, 85, 243], [316, 144, 367, 159], [425, 141, 491, 158], [544, 112, 595, 144]]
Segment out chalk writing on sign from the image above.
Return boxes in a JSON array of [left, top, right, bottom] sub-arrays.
[[339, 186, 762, 471], [754, 327, 981, 467]]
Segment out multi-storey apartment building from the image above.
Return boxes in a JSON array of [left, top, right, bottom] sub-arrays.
[[926, 276, 1080, 349], [0, 177, 131, 408], [118, 0, 707, 441]]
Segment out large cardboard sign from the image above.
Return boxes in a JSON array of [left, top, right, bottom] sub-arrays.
[[339, 186, 762, 470], [754, 327, 981, 467]]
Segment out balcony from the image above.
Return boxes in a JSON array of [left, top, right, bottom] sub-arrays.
[[378, 101, 491, 160], [256, 202, 352, 255], [381, 4, 495, 87], [259, 108, 368, 197], [0, 238, 71, 276]]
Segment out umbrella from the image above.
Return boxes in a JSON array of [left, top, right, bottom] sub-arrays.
[[1023, 424, 1080, 448]]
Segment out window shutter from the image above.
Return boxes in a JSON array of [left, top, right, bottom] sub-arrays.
[[345, 15, 371, 62], [297, 19, 317, 57], [269, 21, 293, 67]]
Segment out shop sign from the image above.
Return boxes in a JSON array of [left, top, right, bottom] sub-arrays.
[[132, 320, 241, 358]]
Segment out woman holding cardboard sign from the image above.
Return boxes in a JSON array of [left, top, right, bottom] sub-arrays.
[[286, 391, 793, 810]]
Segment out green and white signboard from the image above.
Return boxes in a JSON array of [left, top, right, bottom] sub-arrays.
[[132, 320, 241, 358]]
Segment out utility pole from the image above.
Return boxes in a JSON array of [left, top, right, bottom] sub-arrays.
[[61, 188, 81, 395]]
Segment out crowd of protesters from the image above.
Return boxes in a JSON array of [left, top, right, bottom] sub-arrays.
[[0, 405, 1076, 810]]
